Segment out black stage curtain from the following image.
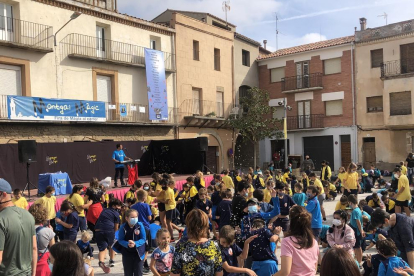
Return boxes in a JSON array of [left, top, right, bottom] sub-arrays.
[[0, 139, 203, 190]]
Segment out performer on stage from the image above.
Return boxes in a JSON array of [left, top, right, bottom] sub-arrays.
[[112, 144, 130, 187]]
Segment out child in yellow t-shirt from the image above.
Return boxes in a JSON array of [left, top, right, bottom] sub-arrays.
[[12, 189, 28, 210], [263, 181, 274, 203]]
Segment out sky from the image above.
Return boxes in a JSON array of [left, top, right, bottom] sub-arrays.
[[118, 0, 414, 52]]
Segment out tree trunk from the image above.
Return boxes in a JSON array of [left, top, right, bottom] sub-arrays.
[[253, 141, 257, 169]]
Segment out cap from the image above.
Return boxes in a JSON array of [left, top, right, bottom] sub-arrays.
[[0, 179, 12, 193], [247, 198, 258, 205], [362, 173, 369, 177]]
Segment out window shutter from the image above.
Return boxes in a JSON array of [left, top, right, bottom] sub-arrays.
[[367, 96, 383, 112], [390, 91, 411, 116], [271, 67, 285, 83], [0, 64, 22, 96], [325, 100, 343, 116], [96, 75, 111, 103], [324, 58, 342, 75], [371, 49, 383, 68]]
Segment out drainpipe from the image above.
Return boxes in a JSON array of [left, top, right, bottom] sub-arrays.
[[171, 33, 178, 139], [351, 41, 358, 163]]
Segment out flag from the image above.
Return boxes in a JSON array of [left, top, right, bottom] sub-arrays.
[[284, 117, 287, 139]]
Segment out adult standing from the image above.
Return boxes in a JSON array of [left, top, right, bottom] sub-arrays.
[[273, 206, 319, 276], [68, 185, 92, 232], [394, 167, 411, 216], [301, 155, 315, 173], [320, 160, 332, 181], [371, 208, 414, 268], [0, 178, 37, 276], [171, 209, 223, 276], [406, 153, 414, 185], [84, 178, 104, 243], [112, 144, 130, 187], [28, 203, 55, 276], [273, 151, 281, 169], [343, 163, 360, 197]]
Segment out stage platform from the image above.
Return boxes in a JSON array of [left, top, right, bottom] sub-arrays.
[[25, 174, 214, 211]]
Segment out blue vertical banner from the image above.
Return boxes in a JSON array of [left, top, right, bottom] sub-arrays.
[[120, 104, 127, 117], [144, 48, 169, 121]]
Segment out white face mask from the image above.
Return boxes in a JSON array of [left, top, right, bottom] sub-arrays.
[[332, 219, 342, 226], [394, 174, 399, 179]]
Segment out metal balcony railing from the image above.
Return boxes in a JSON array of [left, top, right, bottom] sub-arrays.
[[179, 99, 231, 119], [0, 15, 53, 50], [287, 114, 324, 130], [282, 73, 323, 91], [0, 95, 178, 124], [381, 58, 414, 78], [60, 33, 176, 71]]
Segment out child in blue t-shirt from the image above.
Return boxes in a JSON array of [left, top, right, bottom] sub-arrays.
[[377, 238, 413, 276], [305, 185, 322, 239], [292, 183, 306, 207], [149, 217, 162, 249], [55, 211, 65, 242], [245, 218, 281, 276], [349, 195, 364, 265]]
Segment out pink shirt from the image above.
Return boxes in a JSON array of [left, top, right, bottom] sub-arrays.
[[280, 236, 319, 276]]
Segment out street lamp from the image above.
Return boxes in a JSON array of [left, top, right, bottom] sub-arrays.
[[54, 12, 82, 46], [278, 99, 292, 168]]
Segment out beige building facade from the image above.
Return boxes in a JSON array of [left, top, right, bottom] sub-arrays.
[[355, 18, 414, 169], [0, 0, 177, 143]]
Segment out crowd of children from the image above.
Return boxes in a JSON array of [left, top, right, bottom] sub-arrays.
[[10, 158, 414, 276]]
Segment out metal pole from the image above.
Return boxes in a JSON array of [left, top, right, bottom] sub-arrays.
[[284, 103, 288, 169]]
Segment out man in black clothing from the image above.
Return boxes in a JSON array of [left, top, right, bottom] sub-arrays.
[[230, 180, 250, 228]]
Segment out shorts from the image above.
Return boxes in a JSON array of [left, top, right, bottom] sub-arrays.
[[166, 209, 176, 221], [312, 228, 321, 241], [145, 228, 151, 251], [350, 226, 361, 249], [158, 203, 166, 212], [252, 259, 278, 276], [344, 189, 358, 197], [396, 200, 409, 207], [318, 194, 325, 206], [274, 217, 290, 232], [95, 230, 115, 252]]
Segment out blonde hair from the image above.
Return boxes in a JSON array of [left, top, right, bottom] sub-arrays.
[[81, 231, 91, 241]]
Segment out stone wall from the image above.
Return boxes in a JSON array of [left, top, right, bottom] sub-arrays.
[[0, 123, 175, 144]]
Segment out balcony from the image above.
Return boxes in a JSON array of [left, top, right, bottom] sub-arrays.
[[287, 114, 324, 130], [381, 58, 414, 79], [282, 73, 323, 93], [0, 95, 178, 125], [179, 99, 231, 128], [60, 33, 176, 72], [0, 15, 53, 52]]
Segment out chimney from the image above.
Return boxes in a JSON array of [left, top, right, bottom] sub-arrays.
[[263, 40, 267, 49], [360, 18, 367, 31]]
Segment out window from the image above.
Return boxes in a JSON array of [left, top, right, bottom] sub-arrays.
[[242, 50, 250, 67], [371, 49, 383, 68], [0, 2, 13, 38], [96, 75, 112, 103], [367, 96, 383, 113], [0, 63, 21, 96], [216, 91, 224, 117], [214, 48, 220, 71], [192, 89, 201, 115], [150, 40, 156, 50], [324, 58, 341, 75], [96, 26, 106, 58], [150, 35, 161, 51], [193, 40, 199, 61], [270, 67, 285, 83], [325, 100, 343, 116], [400, 43, 414, 74], [390, 91, 412, 116], [296, 61, 309, 88]]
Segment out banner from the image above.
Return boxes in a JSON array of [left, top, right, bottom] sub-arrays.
[[144, 48, 169, 121], [7, 96, 106, 122]]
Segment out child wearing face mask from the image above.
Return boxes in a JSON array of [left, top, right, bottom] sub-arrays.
[[117, 209, 146, 276], [55, 201, 79, 243], [268, 183, 296, 237], [327, 210, 356, 257], [124, 180, 141, 203]]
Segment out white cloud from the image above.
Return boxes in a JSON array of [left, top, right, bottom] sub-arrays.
[[118, 0, 282, 29], [300, 33, 327, 44]]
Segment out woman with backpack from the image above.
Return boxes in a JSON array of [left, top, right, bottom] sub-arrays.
[[29, 203, 55, 276]]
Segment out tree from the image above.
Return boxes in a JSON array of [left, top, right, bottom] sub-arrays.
[[227, 87, 283, 168]]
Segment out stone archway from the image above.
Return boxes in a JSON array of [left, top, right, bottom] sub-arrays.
[[195, 129, 225, 172]]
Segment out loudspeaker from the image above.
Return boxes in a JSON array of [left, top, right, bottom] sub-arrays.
[[197, 137, 208, 152], [18, 140, 37, 163]]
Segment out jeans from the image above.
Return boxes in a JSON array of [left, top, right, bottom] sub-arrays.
[[122, 252, 143, 276], [78, 216, 87, 232], [114, 167, 125, 186], [408, 168, 414, 185]]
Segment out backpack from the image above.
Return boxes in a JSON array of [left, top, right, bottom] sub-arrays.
[[374, 169, 381, 177]]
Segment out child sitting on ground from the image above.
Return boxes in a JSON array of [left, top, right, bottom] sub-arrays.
[[219, 225, 255, 276], [292, 183, 306, 207], [150, 228, 175, 276], [335, 195, 349, 211], [76, 231, 94, 259], [377, 238, 413, 276], [12, 189, 28, 210]]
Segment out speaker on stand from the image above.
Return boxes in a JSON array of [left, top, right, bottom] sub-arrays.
[[18, 140, 38, 200]]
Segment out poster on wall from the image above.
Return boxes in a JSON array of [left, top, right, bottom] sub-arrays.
[[7, 95, 106, 122], [144, 48, 169, 121]]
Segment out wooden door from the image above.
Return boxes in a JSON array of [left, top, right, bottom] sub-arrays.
[[363, 139, 376, 169], [206, 146, 218, 173], [340, 135, 352, 167]]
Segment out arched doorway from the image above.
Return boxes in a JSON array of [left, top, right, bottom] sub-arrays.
[[196, 129, 224, 173]]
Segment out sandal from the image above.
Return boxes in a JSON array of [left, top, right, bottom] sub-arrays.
[[99, 261, 110, 274]]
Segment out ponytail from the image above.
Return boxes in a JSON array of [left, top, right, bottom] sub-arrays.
[[285, 206, 314, 249], [69, 185, 83, 199], [60, 200, 77, 213]]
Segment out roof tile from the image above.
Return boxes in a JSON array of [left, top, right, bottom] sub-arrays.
[[257, 35, 355, 60]]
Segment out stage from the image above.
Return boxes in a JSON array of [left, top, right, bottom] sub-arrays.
[[26, 174, 215, 211]]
